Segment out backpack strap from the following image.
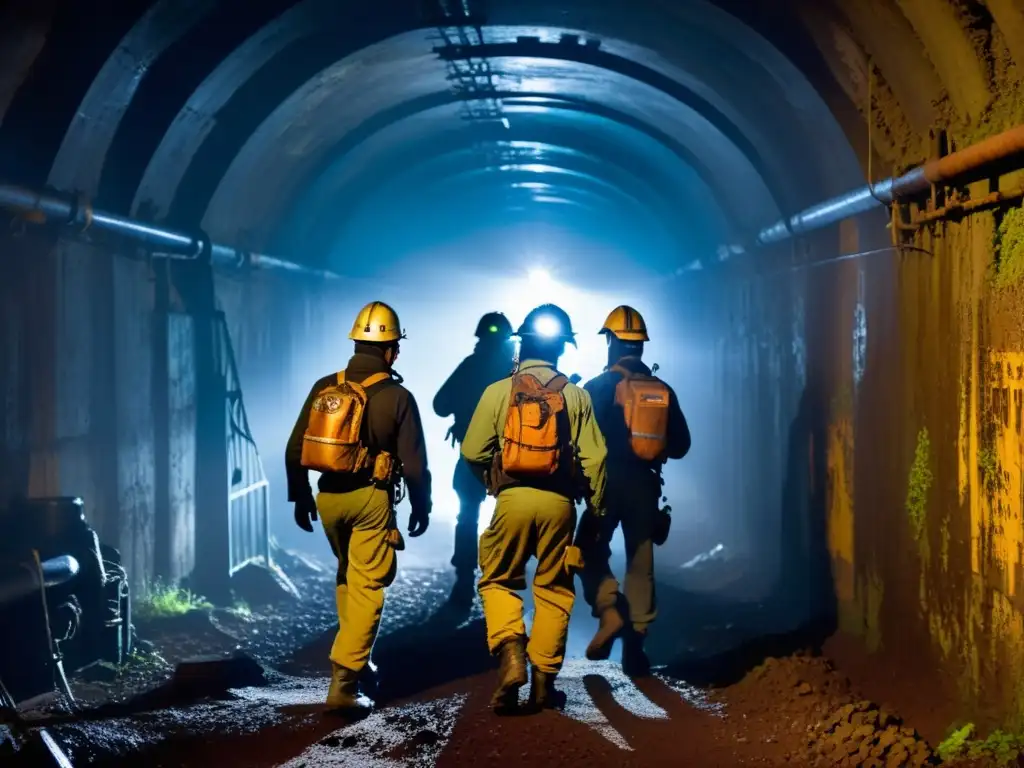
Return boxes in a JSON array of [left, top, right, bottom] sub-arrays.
[[360, 371, 391, 390], [518, 365, 569, 391], [610, 364, 633, 380], [336, 371, 346, 385], [546, 374, 570, 392]]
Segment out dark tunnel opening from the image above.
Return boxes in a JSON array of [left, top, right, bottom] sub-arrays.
[[6, 0, 1023, 763]]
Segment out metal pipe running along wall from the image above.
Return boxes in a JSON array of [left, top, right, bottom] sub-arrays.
[[0, 183, 336, 279], [755, 123, 1024, 246]]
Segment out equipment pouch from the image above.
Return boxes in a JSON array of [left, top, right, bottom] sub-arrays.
[[564, 545, 585, 575], [372, 451, 395, 484], [385, 527, 406, 551]]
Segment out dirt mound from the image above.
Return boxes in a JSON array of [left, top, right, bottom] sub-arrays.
[[715, 651, 938, 766], [809, 700, 937, 767]]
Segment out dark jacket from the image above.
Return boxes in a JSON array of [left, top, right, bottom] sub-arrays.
[[583, 356, 691, 469], [433, 344, 514, 445], [285, 349, 432, 518]]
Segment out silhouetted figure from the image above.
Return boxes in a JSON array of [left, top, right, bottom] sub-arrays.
[[433, 312, 515, 605]]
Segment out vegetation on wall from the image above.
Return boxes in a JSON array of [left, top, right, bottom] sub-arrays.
[[993, 206, 1024, 290], [907, 428, 934, 548]]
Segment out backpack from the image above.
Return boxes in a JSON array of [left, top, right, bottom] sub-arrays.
[[611, 365, 671, 462], [500, 369, 570, 479], [300, 371, 391, 473]]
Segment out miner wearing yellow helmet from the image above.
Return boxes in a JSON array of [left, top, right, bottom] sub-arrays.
[[577, 305, 691, 678], [285, 301, 433, 709]]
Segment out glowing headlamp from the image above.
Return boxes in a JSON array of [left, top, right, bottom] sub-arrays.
[[534, 315, 561, 338]]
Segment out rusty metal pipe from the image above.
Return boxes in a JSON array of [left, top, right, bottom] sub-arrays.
[[756, 123, 1024, 246], [0, 182, 336, 279]]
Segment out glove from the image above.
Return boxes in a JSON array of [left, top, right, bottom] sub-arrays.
[[408, 507, 430, 537], [445, 426, 457, 448], [294, 498, 318, 533]]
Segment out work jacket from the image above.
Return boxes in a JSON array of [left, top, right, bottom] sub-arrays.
[[285, 349, 433, 519], [460, 358, 608, 514], [584, 356, 691, 475]]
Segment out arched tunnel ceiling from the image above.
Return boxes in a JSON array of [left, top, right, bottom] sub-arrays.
[[3, 0, 1022, 272], [277, 101, 730, 257]]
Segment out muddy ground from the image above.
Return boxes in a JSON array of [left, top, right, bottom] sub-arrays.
[[0, 550, 1001, 766]]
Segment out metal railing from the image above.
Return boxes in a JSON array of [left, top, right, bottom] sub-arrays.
[[213, 312, 271, 574]]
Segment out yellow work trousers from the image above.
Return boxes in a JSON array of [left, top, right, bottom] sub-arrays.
[[316, 486, 398, 673], [477, 486, 576, 674]]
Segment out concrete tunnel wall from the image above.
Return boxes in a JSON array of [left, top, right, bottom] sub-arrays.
[[3, 0, 1024, 731]]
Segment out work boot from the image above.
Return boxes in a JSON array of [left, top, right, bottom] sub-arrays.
[[621, 629, 651, 679], [528, 667, 566, 711], [326, 663, 361, 710], [586, 606, 625, 661], [491, 636, 528, 713]]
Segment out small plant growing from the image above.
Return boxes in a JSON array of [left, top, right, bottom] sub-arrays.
[[937, 723, 975, 762], [228, 600, 253, 619], [906, 428, 933, 545], [135, 579, 213, 621]]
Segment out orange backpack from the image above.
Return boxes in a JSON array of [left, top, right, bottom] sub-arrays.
[[612, 365, 671, 462], [300, 371, 391, 473], [500, 370, 570, 479]]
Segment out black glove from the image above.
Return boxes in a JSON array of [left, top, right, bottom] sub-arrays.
[[294, 498, 318, 533], [408, 507, 430, 537]]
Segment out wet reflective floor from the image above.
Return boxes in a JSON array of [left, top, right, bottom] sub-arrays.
[[1, 563, 908, 767]]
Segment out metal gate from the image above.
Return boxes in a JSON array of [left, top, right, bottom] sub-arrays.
[[214, 312, 271, 574]]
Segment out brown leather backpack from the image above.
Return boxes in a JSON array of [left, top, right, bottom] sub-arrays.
[[300, 371, 390, 473]]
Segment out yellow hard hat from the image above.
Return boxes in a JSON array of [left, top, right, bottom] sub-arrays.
[[599, 305, 649, 342], [349, 301, 406, 343]]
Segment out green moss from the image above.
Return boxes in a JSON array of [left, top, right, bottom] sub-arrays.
[[979, 446, 1005, 497], [994, 206, 1024, 290], [135, 580, 213, 621], [907, 428, 934, 546]]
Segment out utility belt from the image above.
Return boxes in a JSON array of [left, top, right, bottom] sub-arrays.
[[486, 454, 583, 503], [318, 450, 403, 498]]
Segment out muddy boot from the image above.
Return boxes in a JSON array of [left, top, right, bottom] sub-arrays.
[[491, 636, 528, 713], [326, 663, 361, 709], [621, 629, 651, 679], [586, 606, 626, 661], [528, 667, 565, 711]]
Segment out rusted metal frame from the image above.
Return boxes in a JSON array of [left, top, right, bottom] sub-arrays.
[[0, 182, 336, 278]]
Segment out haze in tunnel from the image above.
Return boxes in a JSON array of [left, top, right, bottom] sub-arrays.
[[0, 0, 868, 667], [181, 12, 863, 628]]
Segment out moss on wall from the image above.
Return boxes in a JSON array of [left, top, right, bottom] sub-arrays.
[[907, 428, 934, 549], [993, 207, 1024, 290]]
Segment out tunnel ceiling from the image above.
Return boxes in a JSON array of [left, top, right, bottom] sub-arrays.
[[1, 0, 1022, 275]]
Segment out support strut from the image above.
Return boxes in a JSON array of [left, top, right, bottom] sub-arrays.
[[0, 182, 336, 279]]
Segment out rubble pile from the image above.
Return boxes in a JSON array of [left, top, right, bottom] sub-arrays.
[[808, 700, 938, 767]]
